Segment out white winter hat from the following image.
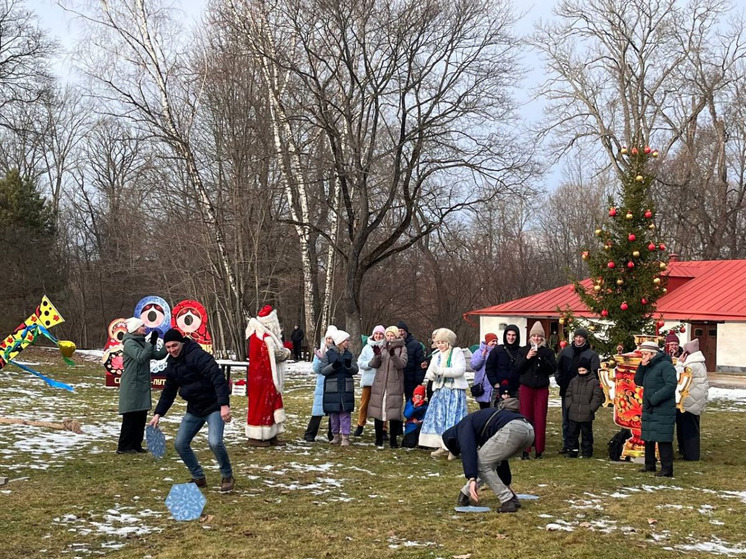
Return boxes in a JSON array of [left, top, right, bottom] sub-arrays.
[[125, 317, 144, 334], [332, 330, 350, 346], [324, 325, 338, 340]]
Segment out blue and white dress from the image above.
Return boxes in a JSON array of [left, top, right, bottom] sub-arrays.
[[419, 347, 468, 448]]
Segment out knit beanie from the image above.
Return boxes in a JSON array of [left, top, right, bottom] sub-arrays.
[[163, 328, 185, 344], [332, 330, 350, 346], [577, 357, 591, 371], [385, 325, 400, 338], [324, 325, 338, 340], [574, 328, 589, 341], [413, 385, 426, 402], [639, 341, 660, 352], [125, 317, 144, 334], [485, 333, 498, 344], [529, 321, 545, 338], [665, 331, 680, 344], [397, 320, 409, 333], [372, 325, 386, 336], [433, 328, 457, 346]]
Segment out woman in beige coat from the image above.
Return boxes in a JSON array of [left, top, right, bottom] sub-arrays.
[[368, 326, 408, 448]]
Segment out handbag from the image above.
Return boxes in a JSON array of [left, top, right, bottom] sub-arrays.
[[470, 383, 485, 397]]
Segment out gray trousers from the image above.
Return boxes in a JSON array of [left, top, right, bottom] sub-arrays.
[[461, 419, 535, 504]]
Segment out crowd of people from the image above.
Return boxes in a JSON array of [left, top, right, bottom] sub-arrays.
[[115, 310, 709, 511]]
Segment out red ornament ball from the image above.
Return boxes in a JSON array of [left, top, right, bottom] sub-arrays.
[[620, 302, 629, 311], [631, 147, 639, 155], [659, 243, 667, 251], [609, 207, 617, 217], [644, 210, 653, 218], [559, 340, 568, 348], [644, 146, 651, 154], [641, 298, 648, 305], [628, 233, 636, 242], [656, 319, 666, 328], [680, 326, 686, 333], [627, 261, 635, 269], [601, 309, 609, 317], [607, 261, 616, 269], [648, 242, 656, 251]]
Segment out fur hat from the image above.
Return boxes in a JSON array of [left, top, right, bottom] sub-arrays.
[[397, 320, 409, 333], [682, 338, 699, 354], [332, 330, 350, 346], [665, 331, 680, 344], [639, 341, 661, 353], [163, 328, 185, 344], [125, 317, 144, 334], [324, 325, 338, 340], [433, 328, 457, 346], [256, 305, 281, 336], [371, 325, 386, 336], [574, 328, 590, 341], [485, 333, 498, 344], [529, 321, 545, 338], [385, 326, 400, 338]]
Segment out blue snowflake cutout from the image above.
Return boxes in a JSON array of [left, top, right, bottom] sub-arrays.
[[165, 483, 206, 521], [146, 425, 166, 459]]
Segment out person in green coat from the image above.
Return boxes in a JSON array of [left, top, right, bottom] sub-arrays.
[[634, 341, 677, 477], [117, 317, 166, 454]]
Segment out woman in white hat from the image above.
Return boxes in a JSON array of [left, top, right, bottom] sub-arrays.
[[634, 341, 677, 477]]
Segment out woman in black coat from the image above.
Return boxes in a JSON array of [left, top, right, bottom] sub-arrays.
[[321, 331, 359, 446]]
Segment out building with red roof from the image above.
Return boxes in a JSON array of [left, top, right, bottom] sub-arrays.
[[464, 259, 746, 372]]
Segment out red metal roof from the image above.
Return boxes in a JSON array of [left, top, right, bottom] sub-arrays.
[[465, 260, 746, 322]]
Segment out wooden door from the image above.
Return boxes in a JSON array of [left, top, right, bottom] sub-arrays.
[[690, 322, 717, 371]]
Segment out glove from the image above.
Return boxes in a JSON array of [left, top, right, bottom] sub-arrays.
[[148, 331, 159, 346], [373, 345, 382, 355], [344, 358, 352, 367], [332, 360, 342, 370], [389, 347, 396, 356]]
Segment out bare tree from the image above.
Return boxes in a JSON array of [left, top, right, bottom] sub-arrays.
[[222, 0, 536, 349]]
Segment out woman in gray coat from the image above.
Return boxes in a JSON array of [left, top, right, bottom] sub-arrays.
[[118, 317, 166, 454], [368, 326, 408, 448]]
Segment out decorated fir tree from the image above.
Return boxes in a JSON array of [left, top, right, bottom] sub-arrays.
[[574, 144, 669, 356]]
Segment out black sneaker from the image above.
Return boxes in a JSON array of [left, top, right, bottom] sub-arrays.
[[558, 448, 569, 455], [457, 491, 470, 506], [509, 492, 522, 509], [639, 467, 656, 473], [498, 500, 519, 513], [116, 449, 137, 455], [353, 426, 364, 437], [655, 471, 673, 478], [135, 447, 148, 454], [521, 452, 531, 460]]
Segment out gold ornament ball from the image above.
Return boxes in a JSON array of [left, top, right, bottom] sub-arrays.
[[593, 285, 601, 292], [625, 212, 633, 220], [595, 228, 602, 236], [633, 250, 640, 257], [616, 279, 624, 285], [653, 277, 661, 285], [604, 244, 611, 251], [660, 262, 667, 270], [635, 175, 644, 182], [648, 223, 656, 230], [588, 325, 596, 332], [621, 147, 628, 154], [662, 287, 668, 294]]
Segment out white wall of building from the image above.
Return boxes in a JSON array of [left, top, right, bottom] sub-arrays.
[[479, 316, 528, 344], [717, 322, 746, 371]]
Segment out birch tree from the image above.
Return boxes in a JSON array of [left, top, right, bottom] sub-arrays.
[[220, 0, 535, 348]]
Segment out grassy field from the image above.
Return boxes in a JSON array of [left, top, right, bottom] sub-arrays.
[[1, 347, 745, 559]]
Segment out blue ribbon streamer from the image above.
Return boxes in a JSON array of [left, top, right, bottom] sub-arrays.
[[9, 360, 74, 392]]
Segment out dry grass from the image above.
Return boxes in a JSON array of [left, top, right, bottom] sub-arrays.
[[1, 347, 744, 559]]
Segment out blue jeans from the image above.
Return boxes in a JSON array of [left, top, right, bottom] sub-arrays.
[[174, 410, 232, 479]]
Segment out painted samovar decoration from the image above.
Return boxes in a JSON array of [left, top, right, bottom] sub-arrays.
[[599, 334, 693, 459]]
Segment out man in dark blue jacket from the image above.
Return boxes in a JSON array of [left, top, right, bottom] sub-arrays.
[[397, 320, 425, 400], [149, 329, 234, 492], [442, 399, 534, 513]]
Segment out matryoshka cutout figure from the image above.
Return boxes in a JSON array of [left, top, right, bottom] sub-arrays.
[[102, 317, 127, 377], [133, 296, 171, 373], [172, 299, 213, 354]]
